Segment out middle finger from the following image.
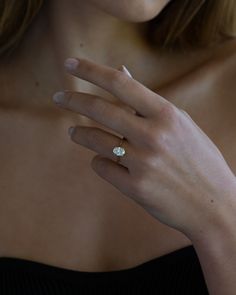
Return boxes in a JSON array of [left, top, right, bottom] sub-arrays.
[[53, 90, 146, 141], [64, 57, 168, 118]]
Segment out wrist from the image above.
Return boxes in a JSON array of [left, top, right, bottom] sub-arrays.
[[188, 180, 236, 245]]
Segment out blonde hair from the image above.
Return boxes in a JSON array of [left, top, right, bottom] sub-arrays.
[[1, 0, 236, 58], [0, 0, 43, 58], [141, 0, 236, 52]]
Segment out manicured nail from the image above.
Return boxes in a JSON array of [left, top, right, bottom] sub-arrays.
[[64, 58, 79, 71], [68, 126, 75, 136], [53, 91, 65, 104], [121, 65, 132, 78]]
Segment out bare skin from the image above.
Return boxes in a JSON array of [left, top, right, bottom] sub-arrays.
[[0, 0, 236, 272]]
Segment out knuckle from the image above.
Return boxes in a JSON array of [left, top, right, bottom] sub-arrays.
[[145, 129, 159, 147], [110, 71, 129, 89], [141, 125, 166, 151], [141, 152, 161, 169], [159, 103, 177, 123]]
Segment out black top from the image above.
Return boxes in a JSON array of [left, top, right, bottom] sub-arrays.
[[0, 245, 209, 294]]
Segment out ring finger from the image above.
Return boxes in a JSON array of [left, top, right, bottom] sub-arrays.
[[69, 126, 134, 168]]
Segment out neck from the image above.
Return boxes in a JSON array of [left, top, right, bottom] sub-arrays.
[[1, 0, 147, 112], [48, 0, 139, 60]]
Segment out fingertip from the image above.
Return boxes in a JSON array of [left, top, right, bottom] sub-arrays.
[[64, 58, 80, 71]]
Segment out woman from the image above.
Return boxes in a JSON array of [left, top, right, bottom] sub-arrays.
[[0, 0, 236, 294]]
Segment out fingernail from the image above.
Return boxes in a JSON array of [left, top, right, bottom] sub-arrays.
[[53, 91, 65, 104], [64, 58, 79, 71], [68, 126, 75, 136], [121, 65, 132, 78]]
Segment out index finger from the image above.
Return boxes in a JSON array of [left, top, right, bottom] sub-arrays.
[[64, 57, 168, 118]]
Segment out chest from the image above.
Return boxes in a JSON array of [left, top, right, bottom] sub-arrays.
[[0, 48, 235, 270], [0, 63, 235, 224], [1, 66, 234, 191]]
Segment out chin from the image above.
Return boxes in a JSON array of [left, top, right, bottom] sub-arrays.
[[91, 0, 171, 22]]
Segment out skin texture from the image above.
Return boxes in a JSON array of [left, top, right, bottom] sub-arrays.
[[2, 0, 171, 110], [87, 0, 172, 21], [54, 56, 236, 295], [54, 57, 236, 237], [1, 0, 236, 278]]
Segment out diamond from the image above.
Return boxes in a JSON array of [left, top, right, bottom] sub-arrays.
[[113, 146, 125, 157]]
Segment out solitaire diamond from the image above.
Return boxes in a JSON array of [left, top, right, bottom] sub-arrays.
[[113, 147, 125, 157]]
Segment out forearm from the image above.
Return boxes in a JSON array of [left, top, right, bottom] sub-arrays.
[[189, 197, 236, 295]]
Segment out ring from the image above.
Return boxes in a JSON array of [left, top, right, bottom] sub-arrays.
[[113, 137, 126, 163]]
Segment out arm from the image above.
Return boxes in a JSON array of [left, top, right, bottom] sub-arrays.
[[57, 56, 236, 294], [189, 190, 236, 295]]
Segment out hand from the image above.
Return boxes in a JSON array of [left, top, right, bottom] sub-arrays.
[[52, 57, 236, 239]]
